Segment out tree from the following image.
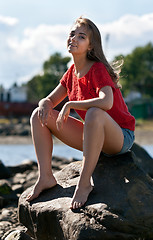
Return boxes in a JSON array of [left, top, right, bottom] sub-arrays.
[[114, 42, 153, 97], [27, 52, 71, 102]]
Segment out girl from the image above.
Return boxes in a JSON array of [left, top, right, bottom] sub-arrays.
[[26, 17, 135, 209]]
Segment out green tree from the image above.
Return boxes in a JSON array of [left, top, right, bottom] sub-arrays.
[[114, 42, 153, 97], [27, 52, 71, 102]]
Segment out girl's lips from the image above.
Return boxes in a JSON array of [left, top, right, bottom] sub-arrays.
[[69, 43, 77, 47]]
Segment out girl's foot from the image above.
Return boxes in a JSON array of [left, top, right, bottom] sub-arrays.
[[70, 183, 93, 209], [26, 175, 57, 201]]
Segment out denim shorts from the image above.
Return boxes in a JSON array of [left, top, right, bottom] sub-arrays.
[[103, 128, 135, 157]]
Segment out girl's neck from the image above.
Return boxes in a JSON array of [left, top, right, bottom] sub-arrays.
[[72, 55, 95, 78]]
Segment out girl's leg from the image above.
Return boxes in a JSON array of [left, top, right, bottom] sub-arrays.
[[27, 108, 84, 201], [71, 107, 124, 209]]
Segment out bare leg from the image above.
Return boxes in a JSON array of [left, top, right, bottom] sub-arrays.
[[70, 107, 124, 209], [27, 108, 84, 201], [26, 109, 56, 201]]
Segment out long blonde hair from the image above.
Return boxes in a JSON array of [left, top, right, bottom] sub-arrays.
[[74, 17, 122, 88]]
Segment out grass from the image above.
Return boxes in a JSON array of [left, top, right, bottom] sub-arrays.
[[135, 118, 153, 130]]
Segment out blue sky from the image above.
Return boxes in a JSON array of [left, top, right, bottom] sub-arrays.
[[0, 0, 153, 88]]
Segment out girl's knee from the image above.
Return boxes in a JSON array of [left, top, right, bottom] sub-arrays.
[[30, 107, 39, 125], [85, 107, 106, 126]]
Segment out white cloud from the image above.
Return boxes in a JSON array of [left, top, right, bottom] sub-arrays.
[[99, 13, 153, 59], [0, 15, 18, 26], [1, 12, 153, 87], [7, 12, 153, 63], [7, 24, 70, 63], [100, 13, 153, 40]]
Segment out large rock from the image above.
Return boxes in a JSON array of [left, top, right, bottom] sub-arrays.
[[131, 142, 153, 177], [18, 151, 153, 240]]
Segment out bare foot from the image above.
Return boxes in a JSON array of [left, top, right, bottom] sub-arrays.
[[70, 184, 93, 209], [26, 175, 57, 201]]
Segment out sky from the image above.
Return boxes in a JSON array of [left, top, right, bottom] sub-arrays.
[[0, 0, 153, 88]]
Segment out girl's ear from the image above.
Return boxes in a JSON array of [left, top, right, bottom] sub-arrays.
[[88, 45, 92, 51]]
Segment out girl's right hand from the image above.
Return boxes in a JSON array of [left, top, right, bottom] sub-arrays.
[[38, 98, 54, 126]]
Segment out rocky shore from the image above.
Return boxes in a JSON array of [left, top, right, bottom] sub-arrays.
[[0, 142, 153, 239], [0, 118, 153, 239], [0, 155, 78, 240]]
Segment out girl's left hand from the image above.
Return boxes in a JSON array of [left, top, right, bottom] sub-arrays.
[[56, 102, 71, 131]]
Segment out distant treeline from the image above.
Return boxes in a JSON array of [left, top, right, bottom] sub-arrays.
[[25, 43, 153, 103]]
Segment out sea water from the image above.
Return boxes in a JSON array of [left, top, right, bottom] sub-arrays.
[[0, 144, 152, 166], [0, 144, 83, 166]]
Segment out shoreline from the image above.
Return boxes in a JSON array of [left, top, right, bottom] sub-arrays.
[[0, 128, 153, 146], [0, 135, 63, 145]]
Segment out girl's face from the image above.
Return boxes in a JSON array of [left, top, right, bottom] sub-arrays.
[[67, 24, 91, 56]]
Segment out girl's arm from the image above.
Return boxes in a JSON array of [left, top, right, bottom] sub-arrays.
[[43, 83, 67, 108], [56, 86, 113, 130], [38, 83, 67, 126], [67, 86, 113, 111]]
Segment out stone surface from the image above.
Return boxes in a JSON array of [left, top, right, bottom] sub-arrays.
[[0, 156, 72, 239], [131, 142, 153, 177], [19, 151, 153, 240], [0, 160, 11, 179], [8, 160, 37, 175], [0, 180, 18, 208], [4, 230, 33, 240]]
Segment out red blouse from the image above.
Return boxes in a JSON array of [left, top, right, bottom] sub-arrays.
[[60, 62, 135, 131]]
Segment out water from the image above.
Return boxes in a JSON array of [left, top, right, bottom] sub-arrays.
[[0, 144, 152, 167], [0, 143, 83, 166]]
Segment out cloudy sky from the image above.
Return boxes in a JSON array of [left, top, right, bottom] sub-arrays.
[[0, 0, 153, 88]]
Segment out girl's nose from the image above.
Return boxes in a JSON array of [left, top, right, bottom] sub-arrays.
[[71, 35, 76, 41]]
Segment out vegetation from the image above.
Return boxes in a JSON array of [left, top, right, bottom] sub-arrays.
[[115, 42, 153, 97], [26, 42, 153, 102], [27, 52, 71, 102]]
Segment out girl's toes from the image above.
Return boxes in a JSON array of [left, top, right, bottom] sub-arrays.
[[78, 202, 82, 208]]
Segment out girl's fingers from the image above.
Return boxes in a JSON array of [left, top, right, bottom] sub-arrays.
[[38, 109, 49, 126], [56, 114, 64, 131]]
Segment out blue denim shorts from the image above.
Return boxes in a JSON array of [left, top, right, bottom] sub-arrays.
[[103, 128, 135, 157]]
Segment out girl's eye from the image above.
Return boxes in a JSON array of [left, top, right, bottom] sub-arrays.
[[69, 33, 74, 37], [79, 35, 85, 39]]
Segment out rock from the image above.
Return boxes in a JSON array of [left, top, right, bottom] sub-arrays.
[[0, 205, 27, 239], [12, 184, 24, 194], [4, 230, 33, 240], [131, 142, 153, 177], [0, 196, 5, 208], [18, 151, 153, 240], [8, 160, 37, 175], [0, 221, 12, 231], [0, 180, 18, 208], [0, 156, 74, 240], [0, 160, 11, 179]]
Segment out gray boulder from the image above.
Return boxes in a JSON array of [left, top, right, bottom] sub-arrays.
[[19, 151, 153, 240], [131, 142, 153, 177]]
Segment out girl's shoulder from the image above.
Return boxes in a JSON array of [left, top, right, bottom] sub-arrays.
[[91, 62, 108, 76], [92, 61, 105, 69], [91, 62, 107, 74]]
